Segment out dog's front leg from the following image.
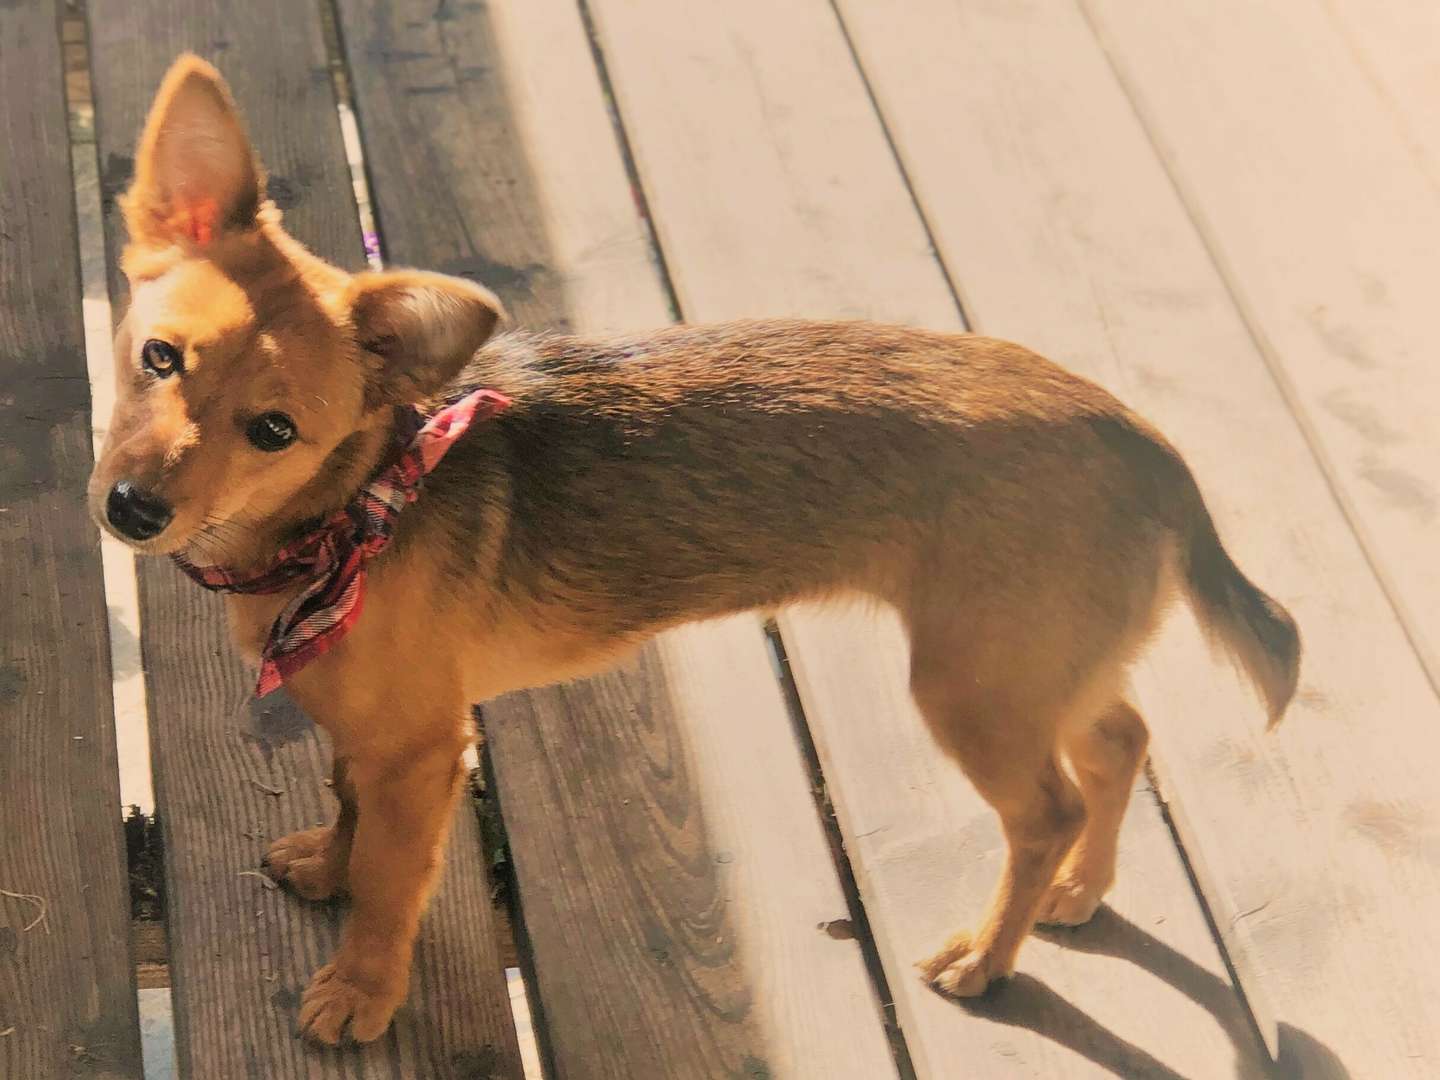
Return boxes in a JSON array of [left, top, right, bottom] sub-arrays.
[[296, 736, 467, 1044]]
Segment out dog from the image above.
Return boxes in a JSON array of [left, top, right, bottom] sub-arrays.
[[89, 55, 1300, 1045]]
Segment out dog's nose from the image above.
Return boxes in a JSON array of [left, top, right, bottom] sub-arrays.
[[105, 480, 174, 541]]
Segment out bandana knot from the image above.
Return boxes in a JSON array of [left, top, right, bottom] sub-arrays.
[[173, 388, 509, 695]]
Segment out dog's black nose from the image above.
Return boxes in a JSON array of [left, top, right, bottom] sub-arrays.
[[106, 480, 174, 541]]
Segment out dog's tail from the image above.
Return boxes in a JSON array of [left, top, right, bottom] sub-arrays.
[[1096, 414, 1301, 728], [1180, 487, 1300, 728]]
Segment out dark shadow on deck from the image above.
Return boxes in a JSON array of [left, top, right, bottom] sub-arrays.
[[936, 906, 1349, 1079]]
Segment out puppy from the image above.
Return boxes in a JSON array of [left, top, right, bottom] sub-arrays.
[[90, 55, 1299, 1045]]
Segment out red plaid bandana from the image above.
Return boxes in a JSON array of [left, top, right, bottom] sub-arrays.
[[173, 389, 510, 696]]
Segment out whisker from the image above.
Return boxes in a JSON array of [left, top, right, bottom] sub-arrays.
[[187, 511, 259, 562]]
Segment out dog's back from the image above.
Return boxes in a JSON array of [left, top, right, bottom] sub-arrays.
[[427, 321, 1288, 686]]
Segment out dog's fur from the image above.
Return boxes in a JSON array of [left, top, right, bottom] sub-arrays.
[[90, 56, 1300, 1044]]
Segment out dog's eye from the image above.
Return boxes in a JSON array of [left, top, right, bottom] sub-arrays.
[[246, 412, 298, 452], [140, 339, 182, 377]]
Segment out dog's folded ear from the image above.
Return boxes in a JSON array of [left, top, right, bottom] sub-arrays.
[[346, 270, 506, 408], [123, 54, 264, 250]]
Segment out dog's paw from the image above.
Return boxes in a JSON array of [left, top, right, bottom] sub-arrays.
[[916, 932, 1005, 998], [262, 827, 345, 902], [298, 962, 403, 1045], [1036, 874, 1107, 927]]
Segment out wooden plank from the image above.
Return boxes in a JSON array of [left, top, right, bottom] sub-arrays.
[[1318, 0, 1440, 190], [85, 3, 523, 1075], [485, 626, 896, 1079], [833, 0, 1440, 1072], [583, 0, 1267, 1075], [333, 2, 900, 1076], [0, 3, 142, 1077], [1079, 0, 1440, 681]]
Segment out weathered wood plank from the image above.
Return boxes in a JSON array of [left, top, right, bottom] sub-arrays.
[[333, 1, 900, 1076], [584, 0, 1270, 1074], [0, 3, 142, 1077], [834, 0, 1440, 1073], [85, 2, 522, 1075]]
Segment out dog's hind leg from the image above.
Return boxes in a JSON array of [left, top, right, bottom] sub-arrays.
[[1038, 700, 1150, 926], [907, 637, 1088, 996]]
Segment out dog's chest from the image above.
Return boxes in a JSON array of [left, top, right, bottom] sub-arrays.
[[224, 591, 294, 667]]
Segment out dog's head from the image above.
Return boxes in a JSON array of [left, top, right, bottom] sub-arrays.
[[89, 55, 502, 562]]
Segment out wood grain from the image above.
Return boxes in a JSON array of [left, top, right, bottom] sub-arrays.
[[85, 2, 523, 1075], [334, 1, 899, 1075], [0, 4, 142, 1076], [834, 0, 1440, 1073], [584, 0, 1271, 1074]]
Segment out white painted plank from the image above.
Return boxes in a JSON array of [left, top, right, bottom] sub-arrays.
[[834, 0, 1440, 1073], [586, 0, 1265, 1074], [453, 2, 900, 1073], [70, 54, 154, 815]]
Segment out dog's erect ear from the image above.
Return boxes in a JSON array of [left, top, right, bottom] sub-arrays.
[[347, 270, 505, 407], [124, 54, 263, 249]]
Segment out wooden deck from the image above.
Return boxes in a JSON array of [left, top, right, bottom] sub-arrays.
[[3, 1, 1437, 1077]]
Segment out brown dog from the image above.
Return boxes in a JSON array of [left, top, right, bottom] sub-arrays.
[[89, 55, 1300, 1045]]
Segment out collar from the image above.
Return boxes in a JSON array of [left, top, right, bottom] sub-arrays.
[[172, 387, 510, 695]]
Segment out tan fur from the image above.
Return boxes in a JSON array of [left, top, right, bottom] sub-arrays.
[[91, 56, 1301, 1044]]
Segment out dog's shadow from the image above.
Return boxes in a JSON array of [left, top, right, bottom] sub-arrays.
[[944, 906, 1350, 1079]]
